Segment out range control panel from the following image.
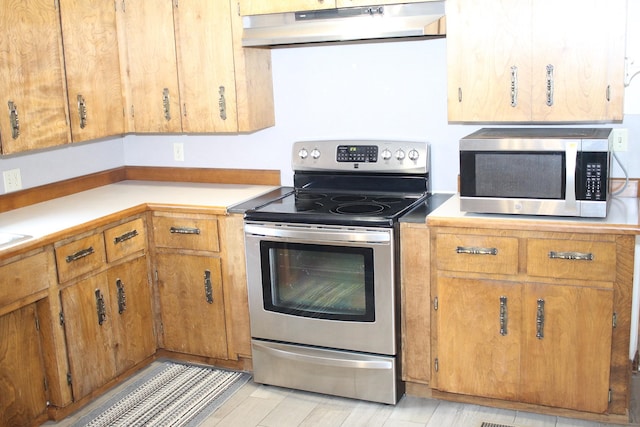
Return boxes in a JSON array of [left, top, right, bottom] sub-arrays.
[[293, 140, 429, 174]]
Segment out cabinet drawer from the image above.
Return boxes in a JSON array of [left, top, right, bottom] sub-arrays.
[[152, 214, 219, 252], [104, 218, 146, 262], [435, 234, 518, 275], [0, 251, 53, 308], [55, 233, 106, 283], [526, 238, 616, 283]]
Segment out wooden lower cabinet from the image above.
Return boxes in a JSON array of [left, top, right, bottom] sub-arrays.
[[155, 253, 228, 359], [60, 256, 154, 400], [0, 304, 48, 426], [436, 276, 613, 412]]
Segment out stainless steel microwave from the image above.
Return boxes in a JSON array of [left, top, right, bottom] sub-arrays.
[[459, 128, 612, 218]]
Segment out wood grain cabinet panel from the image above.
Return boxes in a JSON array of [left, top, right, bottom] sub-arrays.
[[104, 218, 147, 263], [435, 233, 518, 275], [0, 250, 52, 310], [55, 233, 107, 283], [153, 212, 220, 252]]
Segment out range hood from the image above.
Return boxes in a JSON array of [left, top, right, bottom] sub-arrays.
[[241, 2, 446, 47]]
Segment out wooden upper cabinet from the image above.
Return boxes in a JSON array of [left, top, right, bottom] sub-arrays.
[[447, 0, 626, 123], [117, 0, 182, 133], [239, 0, 336, 15], [58, 0, 125, 143], [0, 0, 70, 154]]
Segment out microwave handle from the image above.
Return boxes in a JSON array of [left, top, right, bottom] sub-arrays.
[[565, 142, 577, 213]]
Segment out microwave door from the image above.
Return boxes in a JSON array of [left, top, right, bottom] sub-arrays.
[[564, 141, 578, 215]]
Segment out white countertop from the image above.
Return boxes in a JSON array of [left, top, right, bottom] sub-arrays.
[[0, 180, 277, 252], [428, 193, 640, 232]]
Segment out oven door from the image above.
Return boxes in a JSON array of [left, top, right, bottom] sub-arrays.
[[244, 221, 396, 355]]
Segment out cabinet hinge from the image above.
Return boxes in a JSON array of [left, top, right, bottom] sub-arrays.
[[155, 270, 159, 282], [613, 312, 617, 328], [434, 358, 439, 372], [59, 311, 65, 326], [609, 388, 613, 403], [237, 2, 241, 16], [35, 316, 40, 331], [433, 296, 438, 311], [66, 372, 72, 386]]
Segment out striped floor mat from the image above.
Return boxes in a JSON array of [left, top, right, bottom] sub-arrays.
[[71, 361, 250, 427]]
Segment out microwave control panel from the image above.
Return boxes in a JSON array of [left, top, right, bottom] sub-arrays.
[[578, 152, 608, 201]]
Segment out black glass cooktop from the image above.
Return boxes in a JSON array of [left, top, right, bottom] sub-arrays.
[[245, 190, 427, 227]]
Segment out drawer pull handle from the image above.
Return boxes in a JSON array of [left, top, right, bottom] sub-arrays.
[[548, 251, 593, 261], [456, 246, 498, 256], [170, 226, 200, 235], [114, 229, 139, 244], [204, 270, 213, 304], [499, 296, 508, 336], [536, 299, 545, 339], [8, 100, 20, 139], [95, 289, 107, 325], [116, 279, 127, 314], [66, 246, 95, 263]]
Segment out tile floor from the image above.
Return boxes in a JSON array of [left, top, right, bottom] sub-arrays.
[[44, 366, 640, 427]]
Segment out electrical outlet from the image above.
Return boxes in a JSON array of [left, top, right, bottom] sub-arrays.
[[3, 168, 22, 192], [612, 128, 628, 152], [173, 142, 184, 161]]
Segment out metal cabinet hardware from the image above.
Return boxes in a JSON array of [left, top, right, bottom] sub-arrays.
[[499, 296, 508, 336], [77, 94, 87, 128], [546, 64, 554, 106], [457, 87, 462, 103], [65, 246, 95, 263], [114, 229, 139, 244], [169, 226, 200, 235], [204, 270, 213, 304], [116, 279, 127, 314], [218, 86, 227, 120], [606, 85, 611, 102], [536, 299, 545, 339], [95, 289, 107, 325], [163, 88, 171, 121], [8, 101, 19, 139], [548, 251, 593, 261], [510, 66, 518, 107], [456, 246, 498, 255]]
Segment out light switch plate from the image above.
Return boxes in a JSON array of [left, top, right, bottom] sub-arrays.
[[612, 128, 629, 152], [173, 142, 184, 161]]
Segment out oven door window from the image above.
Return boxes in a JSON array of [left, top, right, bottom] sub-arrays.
[[260, 242, 375, 321], [460, 151, 566, 199]]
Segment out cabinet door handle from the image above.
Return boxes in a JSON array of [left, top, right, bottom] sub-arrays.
[[65, 246, 95, 263], [510, 66, 518, 107], [536, 299, 545, 339], [95, 289, 107, 325], [204, 270, 213, 304], [548, 251, 593, 261], [77, 94, 87, 129], [499, 296, 508, 336], [114, 229, 139, 244], [456, 246, 498, 255], [218, 86, 227, 120], [170, 226, 200, 235], [116, 279, 127, 314], [545, 64, 554, 106], [8, 100, 19, 139], [162, 88, 171, 121]]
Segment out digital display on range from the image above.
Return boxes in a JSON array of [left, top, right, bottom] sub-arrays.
[[336, 145, 378, 163]]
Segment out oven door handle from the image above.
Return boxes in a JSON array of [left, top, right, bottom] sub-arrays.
[[253, 341, 393, 370], [244, 224, 391, 243]]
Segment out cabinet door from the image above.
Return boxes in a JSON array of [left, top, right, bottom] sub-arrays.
[[173, 0, 237, 132], [156, 253, 227, 359], [446, 0, 532, 122], [530, 0, 625, 122], [239, 0, 336, 15], [0, 305, 47, 426], [435, 276, 522, 400], [60, 273, 117, 401], [118, 0, 181, 132], [108, 257, 155, 374], [521, 283, 613, 413], [0, 0, 70, 154], [58, 0, 125, 142]]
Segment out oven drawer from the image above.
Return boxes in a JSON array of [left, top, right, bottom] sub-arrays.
[[251, 339, 400, 405]]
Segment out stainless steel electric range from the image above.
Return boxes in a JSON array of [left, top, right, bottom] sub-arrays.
[[243, 139, 431, 404]]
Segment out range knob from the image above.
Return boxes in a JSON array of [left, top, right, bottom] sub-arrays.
[[408, 149, 420, 161], [381, 149, 392, 160], [311, 148, 321, 159], [298, 148, 308, 159], [395, 149, 406, 160]]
